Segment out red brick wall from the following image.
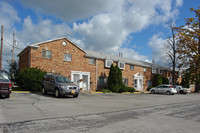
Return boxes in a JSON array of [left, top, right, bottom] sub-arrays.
[[19, 49, 30, 71]]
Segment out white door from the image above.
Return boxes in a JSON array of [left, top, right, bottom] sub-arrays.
[[134, 73, 144, 91], [71, 71, 90, 90]]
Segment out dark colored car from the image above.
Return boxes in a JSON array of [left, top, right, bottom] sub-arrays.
[[42, 74, 80, 98], [0, 70, 12, 98]]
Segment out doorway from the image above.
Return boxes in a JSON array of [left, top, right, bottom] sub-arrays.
[[71, 71, 90, 90], [134, 73, 144, 91]]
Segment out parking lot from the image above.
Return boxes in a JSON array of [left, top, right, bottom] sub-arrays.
[[1, 92, 200, 133]]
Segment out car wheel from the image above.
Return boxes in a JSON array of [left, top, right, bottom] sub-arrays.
[[151, 90, 155, 94], [166, 91, 171, 95], [6, 95, 10, 98], [42, 87, 47, 95], [55, 89, 60, 98], [73, 94, 79, 98], [180, 90, 183, 94]]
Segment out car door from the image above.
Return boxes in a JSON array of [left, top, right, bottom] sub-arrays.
[[49, 76, 55, 92], [156, 86, 163, 93]]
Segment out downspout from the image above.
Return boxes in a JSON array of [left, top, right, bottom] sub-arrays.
[[96, 58, 98, 91]]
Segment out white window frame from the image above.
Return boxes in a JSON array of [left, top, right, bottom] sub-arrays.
[[89, 58, 96, 65], [159, 68, 163, 74], [42, 50, 52, 59], [105, 59, 113, 68], [152, 66, 156, 74], [143, 67, 146, 72], [118, 62, 125, 69], [64, 53, 72, 62]]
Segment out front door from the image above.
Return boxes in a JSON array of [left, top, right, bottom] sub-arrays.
[[71, 71, 90, 90], [134, 73, 144, 91]]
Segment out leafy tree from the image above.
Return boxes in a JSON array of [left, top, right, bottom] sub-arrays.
[[181, 69, 191, 88], [152, 74, 162, 87], [162, 76, 169, 84], [107, 64, 125, 92], [176, 8, 200, 92], [16, 67, 46, 92], [8, 60, 19, 82]]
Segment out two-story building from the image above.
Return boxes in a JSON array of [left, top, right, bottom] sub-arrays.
[[18, 37, 180, 91]]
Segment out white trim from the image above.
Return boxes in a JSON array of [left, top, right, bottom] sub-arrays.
[[71, 71, 90, 90], [118, 62, 125, 69], [105, 58, 113, 68], [134, 73, 144, 91]]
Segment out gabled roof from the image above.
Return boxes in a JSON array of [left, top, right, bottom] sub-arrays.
[[18, 37, 87, 56]]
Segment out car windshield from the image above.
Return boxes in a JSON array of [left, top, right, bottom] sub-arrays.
[[55, 76, 72, 83], [0, 71, 10, 82]]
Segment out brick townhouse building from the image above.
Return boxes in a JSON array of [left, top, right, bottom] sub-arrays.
[[18, 37, 181, 91]]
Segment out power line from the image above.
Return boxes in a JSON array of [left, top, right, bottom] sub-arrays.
[[3, 38, 24, 50]]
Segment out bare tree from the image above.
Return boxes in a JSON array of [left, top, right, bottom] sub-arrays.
[[163, 23, 178, 85]]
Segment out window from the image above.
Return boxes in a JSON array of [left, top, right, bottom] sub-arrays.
[[178, 71, 181, 77], [152, 67, 156, 74], [98, 77, 108, 88], [159, 69, 163, 74], [42, 50, 51, 59], [123, 78, 128, 87], [89, 58, 96, 65], [118, 62, 125, 69], [105, 59, 113, 68], [130, 65, 134, 70], [143, 67, 146, 72], [64, 54, 72, 62]]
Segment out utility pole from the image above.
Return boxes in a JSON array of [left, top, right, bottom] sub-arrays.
[[12, 32, 15, 64], [12, 32, 15, 82], [0, 25, 3, 70]]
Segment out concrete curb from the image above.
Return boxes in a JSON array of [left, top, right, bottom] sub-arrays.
[[90, 91, 150, 94], [12, 91, 31, 93]]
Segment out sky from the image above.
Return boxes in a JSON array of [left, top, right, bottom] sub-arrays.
[[0, 0, 199, 70]]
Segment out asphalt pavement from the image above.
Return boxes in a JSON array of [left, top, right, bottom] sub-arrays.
[[0, 92, 200, 133]]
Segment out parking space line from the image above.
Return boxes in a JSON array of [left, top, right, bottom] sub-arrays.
[[10, 94, 18, 101]]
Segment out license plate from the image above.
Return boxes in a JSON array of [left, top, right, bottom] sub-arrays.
[[71, 90, 75, 94]]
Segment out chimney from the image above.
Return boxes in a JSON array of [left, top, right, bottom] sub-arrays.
[[152, 60, 155, 64]]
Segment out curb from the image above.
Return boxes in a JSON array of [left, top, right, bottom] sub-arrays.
[[12, 91, 31, 93], [90, 92, 103, 94]]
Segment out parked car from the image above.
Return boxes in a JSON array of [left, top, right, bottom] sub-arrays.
[[173, 85, 191, 94], [42, 74, 80, 98], [150, 85, 177, 95], [0, 70, 12, 98]]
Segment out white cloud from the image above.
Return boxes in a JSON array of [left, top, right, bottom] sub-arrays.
[[148, 33, 170, 65], [0, 0, 183, 70]]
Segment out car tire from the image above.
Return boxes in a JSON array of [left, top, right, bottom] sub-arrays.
[[55, 89, 60, 98], [180, 90, 184, 94], [6, 95, 10, 98], [166, 91, 171, 95], [151, 90, 155, 94], [73, 94, 79, 98], [42, 86, 47, 95]]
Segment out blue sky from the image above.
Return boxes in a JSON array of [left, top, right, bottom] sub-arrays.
[[0, 0, 199, 70]]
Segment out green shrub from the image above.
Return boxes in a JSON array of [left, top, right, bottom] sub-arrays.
[[162, 76, 169, 84], [16, 67, 46, 92], [146, 86, 153, 91], [126, 87, 135, 92], [152, 74, 162, 87], [100, 89, 112, 93]]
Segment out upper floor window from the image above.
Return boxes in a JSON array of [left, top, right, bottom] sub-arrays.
[[152, 66, 156, 74], [118, 62, 125, 69], [159, 69, 163, 74], [42, 50, 51, 59], [64, 54, 72, 62], [105, 58, 113, 68], [143, 67, 147, 72], [89, 58, 96, 65], [130, 65, 134, 70]]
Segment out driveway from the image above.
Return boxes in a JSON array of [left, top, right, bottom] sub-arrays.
[[0, 92, 200, 133]]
